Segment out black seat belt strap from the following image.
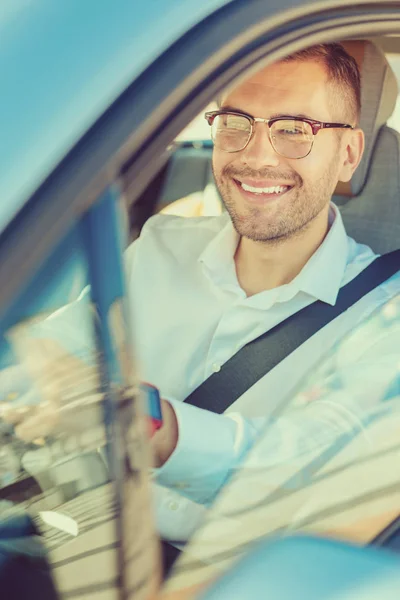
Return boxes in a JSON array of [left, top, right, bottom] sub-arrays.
[[184, 250, 400, 414]]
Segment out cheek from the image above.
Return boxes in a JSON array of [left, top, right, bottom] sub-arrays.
[[294, 147, 334, 184], [212, 151, 234, 180], [312, 135, 343, 169]]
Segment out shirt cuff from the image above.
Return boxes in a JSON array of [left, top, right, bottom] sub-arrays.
[[154, 398, 259, 505]]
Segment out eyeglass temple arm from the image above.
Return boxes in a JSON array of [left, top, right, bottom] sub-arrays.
[[321, 122, 354, 129]]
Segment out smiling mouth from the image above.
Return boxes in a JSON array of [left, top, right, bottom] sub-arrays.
[[233, 179, 293, 198]]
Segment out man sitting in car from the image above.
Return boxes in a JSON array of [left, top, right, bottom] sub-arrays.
[[129, 42, 400, 540], [2, 43, 400, 545]]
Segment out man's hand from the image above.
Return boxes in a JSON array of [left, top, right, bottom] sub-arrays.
[[151, 399, 179, 468], [0, 364, 48, 441], [1, 340, 179, 468], [0, 338, 101, 443]]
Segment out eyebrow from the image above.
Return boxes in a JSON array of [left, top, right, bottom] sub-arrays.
[[220, 105, 317, 121]]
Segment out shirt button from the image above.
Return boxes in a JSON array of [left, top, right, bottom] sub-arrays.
[[212, 363, 221, 373], [168, 501, 180, 511]]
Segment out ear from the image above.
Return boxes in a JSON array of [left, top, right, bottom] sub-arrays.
[[338, 128, 365, 183]]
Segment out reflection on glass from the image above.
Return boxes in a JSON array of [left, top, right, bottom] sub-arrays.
[[164, 294, 400, 596], [1, 296, 118, 598], [0, 204, 160, 599]]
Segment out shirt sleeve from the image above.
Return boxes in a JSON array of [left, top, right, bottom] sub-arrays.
[[5, 287, 97, 366], [154, 398, 266, 505], [154, 326, 400, 507]]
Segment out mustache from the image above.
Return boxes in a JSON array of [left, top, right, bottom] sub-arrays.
[[222, 165, 303, 186]]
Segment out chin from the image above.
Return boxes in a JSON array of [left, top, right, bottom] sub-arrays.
[[232, 218, 274, 241]]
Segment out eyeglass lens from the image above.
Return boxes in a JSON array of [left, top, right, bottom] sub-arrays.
[[211, 114, 314, 158]]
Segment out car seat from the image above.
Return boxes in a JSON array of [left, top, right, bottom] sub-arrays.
[[336, 40, 400, 254]]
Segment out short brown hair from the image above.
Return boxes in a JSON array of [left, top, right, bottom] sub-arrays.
[[283, 43, 361, 123]]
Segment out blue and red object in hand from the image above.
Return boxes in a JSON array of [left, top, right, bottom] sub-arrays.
[[140, 382, 163, 436]]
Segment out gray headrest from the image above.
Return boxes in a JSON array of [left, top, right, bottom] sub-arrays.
[[342, 41, 398, 196]]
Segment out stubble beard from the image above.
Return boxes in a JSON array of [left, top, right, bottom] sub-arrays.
[[213, 161, 340, 244]]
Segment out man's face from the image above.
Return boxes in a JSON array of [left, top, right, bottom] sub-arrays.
[[213, 59, 357, 242]]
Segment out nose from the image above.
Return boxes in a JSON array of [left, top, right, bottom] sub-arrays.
[[241, 122, 280, 170]]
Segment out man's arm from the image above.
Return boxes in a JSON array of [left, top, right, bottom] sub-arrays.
[[152, 398, 267, 505], [152, 320, 400, 507]]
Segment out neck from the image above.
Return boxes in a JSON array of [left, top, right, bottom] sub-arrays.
[[234, 207, 331, 297]]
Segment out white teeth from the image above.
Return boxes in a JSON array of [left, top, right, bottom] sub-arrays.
[[240, 182, 289, 195]]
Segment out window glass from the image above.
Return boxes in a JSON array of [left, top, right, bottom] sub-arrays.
[[175, 102, 217, 142], [0, 199, 159, 600], [156, 102, 224, 218], [0, 225, 112, 597], [164, 294, 400, 595]]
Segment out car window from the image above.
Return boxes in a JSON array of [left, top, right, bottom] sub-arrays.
[[175, 103, 217, 142], [164, 292, 400, 595], [0, 199, 159, 600], [156, 102, 223, 218]]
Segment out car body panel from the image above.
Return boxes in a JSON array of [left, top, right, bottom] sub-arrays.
[[0, 0, 235, 230]]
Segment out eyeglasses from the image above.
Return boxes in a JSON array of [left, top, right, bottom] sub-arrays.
[[204, 110, 354, 159]]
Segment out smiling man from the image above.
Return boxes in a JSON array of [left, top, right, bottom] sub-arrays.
[[132, 44, 398, 545], [140, 45, 368, 467], [208, 49, 363, 295]]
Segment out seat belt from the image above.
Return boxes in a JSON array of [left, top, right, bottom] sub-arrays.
[[184, 250, 400, 414]]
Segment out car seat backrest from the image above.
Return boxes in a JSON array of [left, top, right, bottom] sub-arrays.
[[334, 41, 400, 253]]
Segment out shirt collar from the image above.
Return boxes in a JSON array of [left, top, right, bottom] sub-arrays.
[[199, 203, 348, 306], [199, 213, 240, 288], [289, 204, 348, 305]]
